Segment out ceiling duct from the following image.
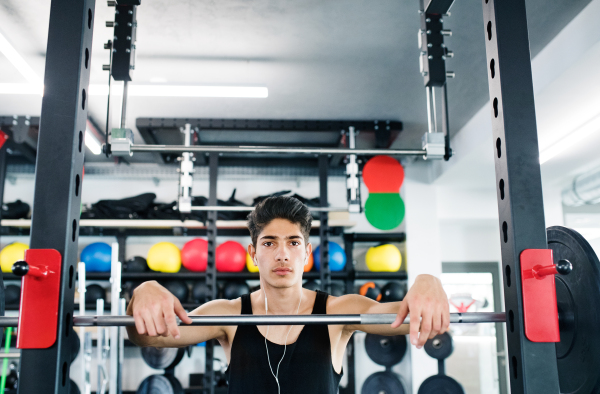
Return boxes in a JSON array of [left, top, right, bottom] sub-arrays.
[[562, 166, 600, 206]]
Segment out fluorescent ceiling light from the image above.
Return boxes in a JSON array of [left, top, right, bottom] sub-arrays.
[[0, 83, 268, 98], [85, 122, 102, 155], [539, 112, 600, 164], [0, 31, 42, 85]]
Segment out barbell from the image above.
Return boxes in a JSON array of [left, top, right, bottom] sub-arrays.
[[0, 312, 507, 328]]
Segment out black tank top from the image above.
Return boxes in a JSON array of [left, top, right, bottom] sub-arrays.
[[225, 290, 343, 394]]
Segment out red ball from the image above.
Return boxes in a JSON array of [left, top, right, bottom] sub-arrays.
[[216, 241, 246, 272], [181, 238, 208, 272]]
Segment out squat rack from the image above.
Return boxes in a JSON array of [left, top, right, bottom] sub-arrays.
[[17, 1, 560, 394]]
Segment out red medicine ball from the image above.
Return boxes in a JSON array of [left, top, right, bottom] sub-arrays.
[[181, 238, 208, 272], [216, 241, 246, 272]]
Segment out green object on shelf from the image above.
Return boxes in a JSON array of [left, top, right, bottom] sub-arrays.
[[0, 326, 13, 392]]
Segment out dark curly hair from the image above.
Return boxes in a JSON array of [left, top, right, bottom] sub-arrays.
[[247, 196, 312, 247]]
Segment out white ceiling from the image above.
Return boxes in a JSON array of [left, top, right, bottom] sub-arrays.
[[433, 0, 600, 193], [0, 0, 596, 182]]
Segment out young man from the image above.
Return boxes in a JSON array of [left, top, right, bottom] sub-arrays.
[[127, 196, 449, 393]]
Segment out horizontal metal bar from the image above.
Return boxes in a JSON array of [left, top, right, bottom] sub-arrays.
[[130, 144, 427, 156], [189, 206, 348, 212], [0, 313, 507, 328], [0, 353, 20, 358]]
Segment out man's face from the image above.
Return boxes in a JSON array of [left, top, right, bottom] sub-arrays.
[[249, 218, 311, 288]]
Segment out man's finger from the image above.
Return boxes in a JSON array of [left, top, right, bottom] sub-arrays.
[[164, 309, 181, 339], [409, 307, 421, 347], [133, 311, 146, 335], [440, 307, 449, 335], [141, 310, 158, 337], [418, 310, 432, 348], [391, 301, 409, 328], [152, 308, 168, 337], [429, 308, 442, 339], [174, 300, 193, 325]]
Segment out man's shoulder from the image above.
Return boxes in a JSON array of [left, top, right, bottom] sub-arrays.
[[190, 297, 243, 316]]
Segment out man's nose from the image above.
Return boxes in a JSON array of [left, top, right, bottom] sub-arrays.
[[275, 245, 290, 262]]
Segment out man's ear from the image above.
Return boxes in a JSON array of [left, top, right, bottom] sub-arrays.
[[306, 243, 313, 263], [247, 244, 255, 259]]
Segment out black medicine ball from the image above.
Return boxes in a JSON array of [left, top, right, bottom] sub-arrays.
[[124, 256, 149, 273], [4, 285, 21, 305], [162, 281, 189, 304], [85, 284, 106, 304], [192, 282, 210, 304], [223, 282, 250, 300], [381, 282, 407, 302], [303, 280, 320, 291]]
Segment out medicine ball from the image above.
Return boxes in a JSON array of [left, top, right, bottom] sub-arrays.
[[304, 252, 314, 272], [181, 238, 208, 272], [313, 242, 346, 272], [162, 281, 189, 304], [246, 253, 259, 273], [216, 241, 246, 272], [0, 242, 28, 273], [126, 281, 143, 300], [80, 243, 112, 272], [5, 284, 21, 305], [360, 282, 382, 301], [330, 282, 344, 297], [303, 280, 320, 291], [147, 242, 181, 273], [85, 284, 106, 304], [192, 282, 210, 304], [70, 380, 81, 394], [124, 256, 149, 273], [365, 244, 402, 272], [381, 281, 407, 302], [223, 282, 250, 300]]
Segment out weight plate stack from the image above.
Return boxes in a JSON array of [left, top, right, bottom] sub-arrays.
[[365, 334, 407, 367], [361, 371, 406, 394], [547, 226, 600, 394], [137, 374, 184, 394], [141, 347, 185, 370], [424, 332, 453, 360], [417, 375, 464, 394]]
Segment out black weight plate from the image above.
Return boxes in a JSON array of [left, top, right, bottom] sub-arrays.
[[69, 379, 81, 394], [361, 371, 406, 394], [547, 226, 600, 394], [137, 375, 178, 394], [418, 375, 464, 394], [424, 332, 453, 360], [365, 334, 407, 367], [70, 329, 80, 363], [141, 347, 185, 370]]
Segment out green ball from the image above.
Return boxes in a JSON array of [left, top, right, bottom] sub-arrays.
[[365, 193, 405, 230]]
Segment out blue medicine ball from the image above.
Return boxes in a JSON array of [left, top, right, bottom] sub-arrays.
[[313, 242, 346, 272], [81, 243, 112, 272]]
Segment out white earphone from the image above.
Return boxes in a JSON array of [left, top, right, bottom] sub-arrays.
[[254, 253, 303, 394]]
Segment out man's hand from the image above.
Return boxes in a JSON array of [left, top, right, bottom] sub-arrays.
[[128, 281, 193, 339], [390, 274, 449, 349]]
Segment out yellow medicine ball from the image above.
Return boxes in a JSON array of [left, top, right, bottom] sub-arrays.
[[147, 242, 181, 273], [0, 242, 29, 273], [246, 253, 259, 272], [365, 244, 402, 272]]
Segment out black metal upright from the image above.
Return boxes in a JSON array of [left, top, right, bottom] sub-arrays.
[[482, 1, 560, 392], [17, 0, 95, 393], [318, 155, 331, 293], [203, 152, 218, 394]]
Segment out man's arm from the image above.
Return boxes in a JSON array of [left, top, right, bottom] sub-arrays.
[[126, 281, 237, 348], [330, 274, 450, 349]]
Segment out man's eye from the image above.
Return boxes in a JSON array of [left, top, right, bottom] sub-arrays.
[[263, 242, 272, 247], [291, 241, 300, 246]]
